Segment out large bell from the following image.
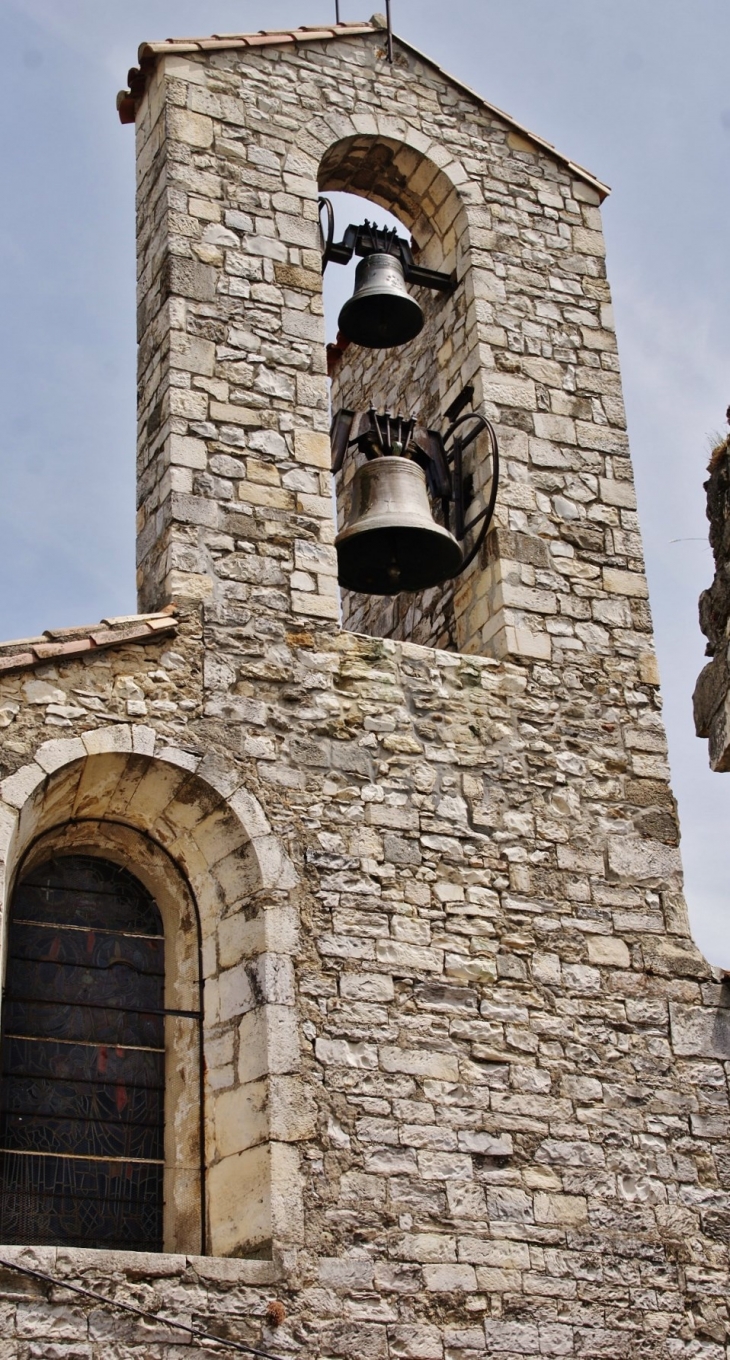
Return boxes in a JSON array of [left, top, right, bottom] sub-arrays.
[[338, 253, 424, 350], [336, 457, 463, 595]]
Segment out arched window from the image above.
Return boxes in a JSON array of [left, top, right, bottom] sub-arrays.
[[0, 855, 164, 1250]]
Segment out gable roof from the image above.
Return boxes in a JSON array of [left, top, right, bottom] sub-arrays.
[[116, 17, 609, 201]]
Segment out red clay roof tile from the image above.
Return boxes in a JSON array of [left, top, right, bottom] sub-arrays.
[[34, 639, 95, 659], [0, 610, 178, 677], [0, 654, 34, 674]]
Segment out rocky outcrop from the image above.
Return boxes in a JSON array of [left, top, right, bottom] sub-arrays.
[[693, 426, 730, 766]]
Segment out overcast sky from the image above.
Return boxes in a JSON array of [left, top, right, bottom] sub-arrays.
[[1, 0, 729, 962]]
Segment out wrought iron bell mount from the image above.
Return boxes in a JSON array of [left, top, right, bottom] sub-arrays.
[[319, 199, 456, 351], [331, 392, 500, 596]]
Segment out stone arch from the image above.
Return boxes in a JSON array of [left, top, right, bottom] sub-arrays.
[[0, 725, 307, 1259], [318, 131, 471, 278]]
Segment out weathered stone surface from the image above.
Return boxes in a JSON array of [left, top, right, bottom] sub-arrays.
[[0, 21, 724, 1360], [606, 836, 682, 882], [669, 1003, 730, 1058]]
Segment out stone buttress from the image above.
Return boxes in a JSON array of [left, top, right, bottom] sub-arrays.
[[0, 19, 728, 1360]]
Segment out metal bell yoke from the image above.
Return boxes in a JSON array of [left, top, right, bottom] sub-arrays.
[[319, 205, 456, 352]]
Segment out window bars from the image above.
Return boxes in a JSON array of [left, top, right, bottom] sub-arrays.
[[0, 856, 190, 1251]]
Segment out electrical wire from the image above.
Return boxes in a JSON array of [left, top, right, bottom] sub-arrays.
[[0, 1257, 292, 1360]]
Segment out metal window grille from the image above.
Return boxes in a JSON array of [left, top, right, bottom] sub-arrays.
[[0, 855, 166, 1250]]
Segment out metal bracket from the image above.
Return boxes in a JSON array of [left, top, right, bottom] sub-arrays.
[[319, 204, 456, 292]]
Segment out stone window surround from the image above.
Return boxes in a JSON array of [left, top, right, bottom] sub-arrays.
[[0, 723, 304, 1261], [15, 819, 203, 1256]]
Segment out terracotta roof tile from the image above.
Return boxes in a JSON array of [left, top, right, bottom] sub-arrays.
[[0, 608, 178, 678], [0, 653, 34, 674], [136, 21, 373, 64], [44, 623, 102, 641], [117, 21, 608, 198], [0, 635, 47, 649], [100, 609, 176, 626], [33, 639, 95, 660]]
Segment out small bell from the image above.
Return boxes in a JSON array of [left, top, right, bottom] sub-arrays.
[[338, 253, 424, 350], [336, 456, 463, 595]]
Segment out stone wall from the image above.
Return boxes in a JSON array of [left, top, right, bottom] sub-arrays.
[[0, 20, 728, 1360], [0, 602, 728, 1356]]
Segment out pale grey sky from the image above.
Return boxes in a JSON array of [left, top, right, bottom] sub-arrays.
[[1, 1, 729, 962]]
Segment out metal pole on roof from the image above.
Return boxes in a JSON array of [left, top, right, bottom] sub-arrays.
[[385, 0, 394, 63], [335, 0, 341, 21]]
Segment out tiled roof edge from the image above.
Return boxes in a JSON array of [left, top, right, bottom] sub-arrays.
[[140, 22, 375, 61], [0, 607, 178, 677], [116, 22, 376, 121], [116, 21, 608, 199]]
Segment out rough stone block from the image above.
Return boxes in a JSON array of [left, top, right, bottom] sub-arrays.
[[393, 1233, 457, 1263], [319, 1258, 375, 1289], [163, 255, 217, 302], [316, 1037, 379, 1069], [167, 106, 213, 147], [602, 567, 648, 598], [483, 1320, 539, 1353], [607, 837, 682, 882], [423, 1263, 477, 1292], [1, 763, 46, 807], [380, 1047, 459, 1081], [586, 935, 630, 967], [669, 1004, 730, 1059], [534, 1193, 588, 1224]]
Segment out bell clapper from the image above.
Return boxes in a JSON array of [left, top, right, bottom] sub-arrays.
[[387, 561, 402, 588]]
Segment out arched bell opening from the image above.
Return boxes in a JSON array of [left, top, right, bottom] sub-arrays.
[[318, 135, 490, 652]]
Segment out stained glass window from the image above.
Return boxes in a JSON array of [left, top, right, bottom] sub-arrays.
[[0, 855, 164, 1250]]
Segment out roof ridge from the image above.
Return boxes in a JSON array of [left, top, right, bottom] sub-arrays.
[[137, 20, 375, 60]]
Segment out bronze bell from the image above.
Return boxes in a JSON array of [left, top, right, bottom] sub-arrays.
[[336, 456, 463, 595], [338, 253, 424, 350]]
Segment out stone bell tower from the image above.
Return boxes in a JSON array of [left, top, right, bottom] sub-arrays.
[[0, 15, 727, 1360]]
